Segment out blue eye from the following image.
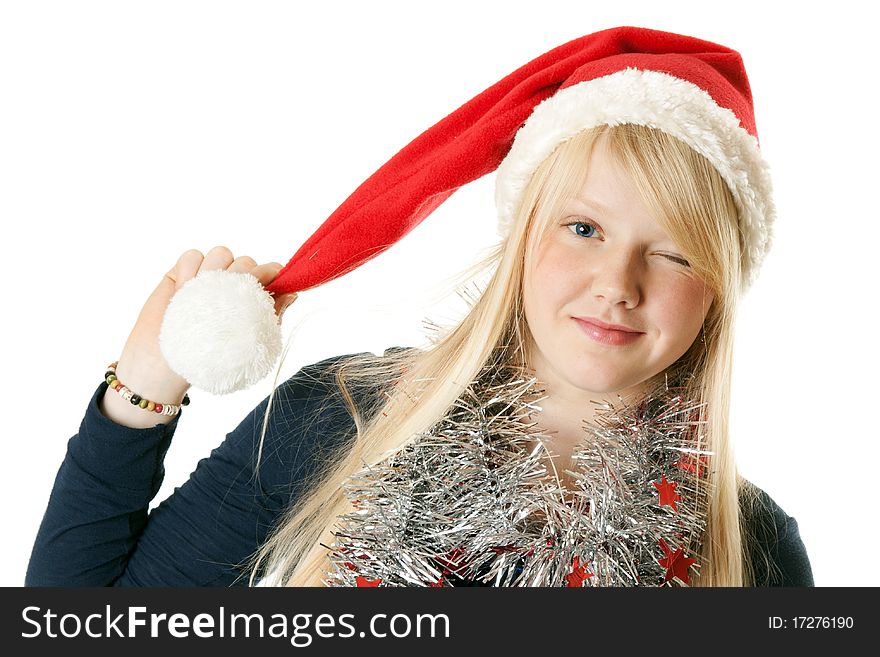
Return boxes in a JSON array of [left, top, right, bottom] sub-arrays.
[[566, 221, 598, 238]]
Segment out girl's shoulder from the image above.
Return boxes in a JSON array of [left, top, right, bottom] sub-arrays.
[[739, 481, 814, 586], [278, 345, 419, 392], [261, 343, 422, 492], [269, 345, 422, 427]]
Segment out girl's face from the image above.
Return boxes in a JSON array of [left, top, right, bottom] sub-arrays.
[[522, 135, 714, 402]]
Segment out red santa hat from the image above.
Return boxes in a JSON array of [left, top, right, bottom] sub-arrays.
[[159, 26, 774, 395]]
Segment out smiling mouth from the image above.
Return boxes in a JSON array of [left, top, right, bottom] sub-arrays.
[[574, 318, 645, 346]]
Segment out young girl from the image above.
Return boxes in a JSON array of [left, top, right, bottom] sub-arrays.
[[26, 26, 813, 587]]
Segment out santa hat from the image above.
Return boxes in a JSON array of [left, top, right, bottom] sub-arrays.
[[159, 25, 774, 395]]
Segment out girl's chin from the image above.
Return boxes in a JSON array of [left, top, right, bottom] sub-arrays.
[[529, 344, 649, 392], [555, 365, 649, 397]]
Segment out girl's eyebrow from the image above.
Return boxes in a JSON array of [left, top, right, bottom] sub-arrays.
[[566, 196, 609, 213]]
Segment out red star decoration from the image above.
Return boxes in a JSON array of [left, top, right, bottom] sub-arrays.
[[434, 547, 467, 576], [429, 575, 445, 588], [657, 538, 696, 585], [653, 474, 682, 511], [674, 453, 709, 478], [355, 576, 382, 587], [564, 556, 594, 587]]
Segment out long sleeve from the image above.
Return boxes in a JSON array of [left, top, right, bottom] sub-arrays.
[[744, 487, 815, 587], [26, 352, 366, 587]]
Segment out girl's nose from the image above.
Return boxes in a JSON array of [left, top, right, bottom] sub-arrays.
[[588, 249, 642, 308]]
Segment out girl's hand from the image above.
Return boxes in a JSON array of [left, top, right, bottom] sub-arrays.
[[115, 246, 297, 405]]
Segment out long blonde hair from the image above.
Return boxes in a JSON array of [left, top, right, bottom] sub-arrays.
[[245, 123, 764, 587]]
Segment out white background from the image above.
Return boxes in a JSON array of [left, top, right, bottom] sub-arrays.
[[3, 0, 877, 587]]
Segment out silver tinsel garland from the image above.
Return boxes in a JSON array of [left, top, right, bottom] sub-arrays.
[[322, 362, 712, 587]]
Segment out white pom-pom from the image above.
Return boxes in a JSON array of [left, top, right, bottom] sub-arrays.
[[159, 269, 282, 395]]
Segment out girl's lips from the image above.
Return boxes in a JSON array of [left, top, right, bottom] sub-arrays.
[[574, 318, 645, 346]]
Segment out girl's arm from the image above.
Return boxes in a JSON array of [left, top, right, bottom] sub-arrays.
[[746, 488, 815, 587], [25, 352, 363, 586]]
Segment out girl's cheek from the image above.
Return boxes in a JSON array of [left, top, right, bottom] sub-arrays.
[[658, 282, 711, 328], [538, 248, 582, 286]]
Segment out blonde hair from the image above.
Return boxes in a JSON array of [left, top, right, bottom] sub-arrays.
[[245, 123, 765, 587]]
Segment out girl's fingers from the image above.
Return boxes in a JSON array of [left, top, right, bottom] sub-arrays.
[[248, 262, 284, 287], [276, 292, 298, 316], [167, 249, 205, 284], [198, 245, 235, 273], [168, 250, 289, 313], [247, 263, 294, 315], [226, 255, 259, 273]]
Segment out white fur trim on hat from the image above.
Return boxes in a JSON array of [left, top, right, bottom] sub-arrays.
[[494, 68, 774, 293]]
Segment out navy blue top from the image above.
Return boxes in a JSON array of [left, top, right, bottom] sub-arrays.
[[26, 350, 814, 587]]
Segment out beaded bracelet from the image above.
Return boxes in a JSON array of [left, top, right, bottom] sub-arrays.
[[104, 361, 191, 417]]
